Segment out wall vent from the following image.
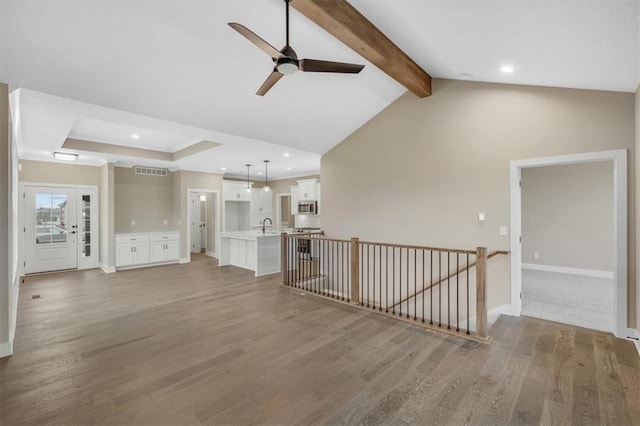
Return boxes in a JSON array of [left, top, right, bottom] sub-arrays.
[[135, 166, 168, 177]]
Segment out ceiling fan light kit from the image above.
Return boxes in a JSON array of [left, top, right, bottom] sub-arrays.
[[228, 0, 364, 96]]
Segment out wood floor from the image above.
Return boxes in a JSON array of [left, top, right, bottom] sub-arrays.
[[1, 254, 639, 425]]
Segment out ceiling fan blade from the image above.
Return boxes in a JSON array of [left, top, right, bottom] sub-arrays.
[[228, 22, 282, 60], [256, 70, 284, 96], [299, 59, 364, 74]]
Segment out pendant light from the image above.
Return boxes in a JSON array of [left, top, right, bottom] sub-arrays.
[[245, 164, 252, 193], [262, 160, 271, 193]]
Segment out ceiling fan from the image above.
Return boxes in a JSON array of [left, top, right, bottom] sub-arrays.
[[228, 0, 365, 96]]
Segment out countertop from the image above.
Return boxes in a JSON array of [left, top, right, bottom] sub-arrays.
[[220, 230, 282, 241]]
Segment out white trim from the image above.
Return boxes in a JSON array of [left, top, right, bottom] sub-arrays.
[[99, 263, 116, 273], [205, 250, 217, 258], [186, 189, 220, 264], [627, 329, 640, 357], [0, 341, 13, 358], [510, 149, 627, 338], [521, 263, 614, 279], [179, 257, 190, 264], [460, 304, 514, 332], [9, 274, 20, 342]]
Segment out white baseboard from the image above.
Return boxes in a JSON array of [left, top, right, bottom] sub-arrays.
[[9, 275, 20, 342], [99, 264, 116, 274], [460, 304, 514, 332], [205, 251, 217, 258], [179, 257, 190, 264], [627, 328, 640, 357], [0, 341, 13, 358], [522, 263, 614, 279]]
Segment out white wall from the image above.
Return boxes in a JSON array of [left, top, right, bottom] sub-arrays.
[[322, 79, 635, 325], [522, 161, 614, 271]]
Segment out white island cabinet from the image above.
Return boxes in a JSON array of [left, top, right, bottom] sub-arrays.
[[219, 231, 281, 276]]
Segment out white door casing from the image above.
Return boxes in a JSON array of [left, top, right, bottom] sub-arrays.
[[190, 193, 201, 253], [509, 150, 627, 338]]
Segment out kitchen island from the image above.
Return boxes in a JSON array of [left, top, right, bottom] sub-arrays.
[[219, 230, 281, 276]]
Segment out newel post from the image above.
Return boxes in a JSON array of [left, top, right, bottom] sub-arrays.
[[350, 237, 360, 304], [475, 246, 488, 339], [281, 233, 288, 286]]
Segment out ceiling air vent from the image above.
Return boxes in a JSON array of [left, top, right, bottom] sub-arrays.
[[135, 166, 168, 177]]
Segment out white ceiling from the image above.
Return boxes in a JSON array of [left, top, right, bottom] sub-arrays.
[[1, 0, 638, 178]]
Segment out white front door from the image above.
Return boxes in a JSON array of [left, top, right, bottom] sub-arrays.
[[25, 186, 78, 273]]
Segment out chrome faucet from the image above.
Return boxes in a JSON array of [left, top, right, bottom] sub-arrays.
[[262, 217, 273, 233]]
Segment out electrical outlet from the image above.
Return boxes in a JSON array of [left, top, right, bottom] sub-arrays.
[[164, 219, 168, 225], [131, 220, 136, 226], [533, 252, 540, 259]]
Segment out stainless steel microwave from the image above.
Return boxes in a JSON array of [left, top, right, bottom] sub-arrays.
[[298, 200, 318, 215]]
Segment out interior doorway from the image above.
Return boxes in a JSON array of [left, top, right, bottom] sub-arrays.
[[510, 150, 627, 338], [186, 189, 220, 260], [276, 193, 293, 230], [21, 184, 99, 274]]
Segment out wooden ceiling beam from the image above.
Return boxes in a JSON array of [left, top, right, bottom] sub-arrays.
[[291, 0, 432, 98]]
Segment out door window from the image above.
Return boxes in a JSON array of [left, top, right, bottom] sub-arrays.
[[35, 193, 68, 244]]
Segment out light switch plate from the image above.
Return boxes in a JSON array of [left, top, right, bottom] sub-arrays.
[[131, 220, 135, 226], [478, 212, 486, 222], [499, 226, 508, 236]]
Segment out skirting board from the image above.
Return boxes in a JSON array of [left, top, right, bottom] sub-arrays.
[[628, 328, 640, 357], [521, 263, 614, 279], [460, 304, 514, 332], [205, 251, 217, 258], [179, 257, 190, 264], [99, 264, 116, 274], [0, 341, 13, 358]]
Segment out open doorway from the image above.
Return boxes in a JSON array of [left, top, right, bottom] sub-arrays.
[[510, 150, 627, 338], [187, 189, 220, 260], [276, 193, 294, 230]]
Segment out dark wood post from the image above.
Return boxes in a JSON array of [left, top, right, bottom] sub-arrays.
[[475, 246, 488, 339]]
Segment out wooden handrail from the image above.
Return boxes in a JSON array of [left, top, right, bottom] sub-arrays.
[[359, 240, 476, 255], [388, 250, 508, 310]]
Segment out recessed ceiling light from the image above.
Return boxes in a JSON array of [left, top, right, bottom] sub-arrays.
[[53, 152, 78, 161], [286, 167, 291, 170], [131, 133, 140, 139], [283, 152, 290, 157], [500, 65, 514, 74]]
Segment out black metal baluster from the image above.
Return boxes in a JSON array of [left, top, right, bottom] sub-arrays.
[[456, 253, 460, 332], [333, 240, 337, 298], [385, 246, 389, 313], [413, 249, 417, 320], [367, 244, 371, 308], [392, 248, 396, 315], [399, 248, 402, 317], [379, 246, 382, 311], [438, 251, 441, 327], [430, 250, 433, 325], [466, 253, 470, 335], [447, 252, 451, 330]]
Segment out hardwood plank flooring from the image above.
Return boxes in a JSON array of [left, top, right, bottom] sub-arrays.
[[1, 254, 639, 425]]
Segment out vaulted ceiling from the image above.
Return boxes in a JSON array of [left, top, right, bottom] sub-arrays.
[[1, 0, 638, 179]]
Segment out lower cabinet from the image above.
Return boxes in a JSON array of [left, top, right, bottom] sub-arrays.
[[228, 238, 256, 270], [116, 233, 180, 268]]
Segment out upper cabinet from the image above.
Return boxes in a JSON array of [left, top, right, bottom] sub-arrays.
[[297, 179, 318, 201], [223, 181, 252, 202], [251, 188, 273, 214], [291, 179, 321, 215]]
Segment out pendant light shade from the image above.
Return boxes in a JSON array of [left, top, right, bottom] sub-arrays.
[[245, 164, 252, 193], [262, 160, 271, 193]]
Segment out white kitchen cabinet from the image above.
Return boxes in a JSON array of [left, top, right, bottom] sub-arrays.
[[290, 185, 299, 215], [297, 179, 318, 201], [228, 237, 256, 270], [150, 233, 180, 263], [223, 181, 252, 202], [251, 189, 273, 214], [115, 233, 179, 268], [116, 234, 150, 267]]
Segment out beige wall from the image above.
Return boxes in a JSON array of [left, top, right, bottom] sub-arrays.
[[322, 79, 635, 325], [114, 166, 176, 233], [1, 83, 10, 350], [20, 159, 101, 186], [636, 83, 640, 336], [522, 162, 614, 271]]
